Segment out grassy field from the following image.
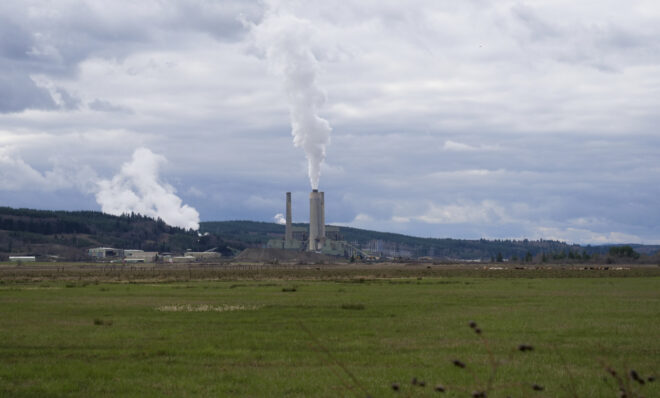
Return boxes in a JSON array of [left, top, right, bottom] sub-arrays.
[[0, 265, 658, 397]]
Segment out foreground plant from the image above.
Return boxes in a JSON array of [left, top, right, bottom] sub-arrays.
[[602, 362, 655, 398], [391, 321, 543, 397]]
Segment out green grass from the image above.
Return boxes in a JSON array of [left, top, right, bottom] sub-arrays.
[[0, 273, 658, 397]]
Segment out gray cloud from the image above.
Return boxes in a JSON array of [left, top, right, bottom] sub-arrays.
[[0, 0, 659, 244], [0, 72, 56, 113], [88, 99, 132, 113], [55, 88, 82, 110], [0, 1, 260, 112]]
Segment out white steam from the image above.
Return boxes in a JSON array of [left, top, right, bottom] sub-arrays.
[[251, 2, 332, 189], [96, 148, 200, 230], [273, 213, 286, 225]]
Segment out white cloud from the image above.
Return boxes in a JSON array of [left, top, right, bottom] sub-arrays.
[[442, 141, 500, 152], [245, 195, 280, 209], [534, 226, 655, 245], [186, 186, 205, 198], [0, 146, 97, 192], [415, 201, 511, 225]]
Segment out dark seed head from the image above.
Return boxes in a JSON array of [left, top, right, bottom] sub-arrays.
[[630, 370, 640, 381], [434, 384, 446, 392], [471, 391, 486, 398], [606, 367, 617, 377], [648, 376, 655, 382], [469, 321, 477, 329], [418, 381, 426, 387], [518, 344, 534, 352], [532, 384, 544, 391], [474, 328, 482, 335], [452, 359, 466, 368], [391, 383, 400, 391], [411, 377, 417, 385]]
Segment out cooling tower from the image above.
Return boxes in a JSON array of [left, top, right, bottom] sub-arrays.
[[285, 192, 292, 243], [309, 189, 325, 251]]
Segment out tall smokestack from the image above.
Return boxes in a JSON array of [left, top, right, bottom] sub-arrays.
[[285, 192, 292, 243], [309, 189, 325, 251], [320, 191, 325, 241]]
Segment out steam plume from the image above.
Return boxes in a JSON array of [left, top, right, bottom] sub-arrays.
[[273, 213, 286, 225], [251, 2, 332, 189], [96, 148, 200, 230]]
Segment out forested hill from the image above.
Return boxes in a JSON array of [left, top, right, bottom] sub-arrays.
[[0, 207, 237, 261], [1, 208, 657, 262], [199, 220, 650, 261]]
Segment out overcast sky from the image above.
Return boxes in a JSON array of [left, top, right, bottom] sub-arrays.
[[1, 0, 659, 244]]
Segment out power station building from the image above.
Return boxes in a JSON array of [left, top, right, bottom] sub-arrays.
[[269, 190, 360, 257]]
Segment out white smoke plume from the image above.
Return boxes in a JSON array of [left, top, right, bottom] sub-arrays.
[[251, 2, 332, 189], [96, 148, 200, 230], [273, 213, 286, 225]]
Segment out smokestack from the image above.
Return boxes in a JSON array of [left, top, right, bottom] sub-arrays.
[[309, 190, 325, 251], [320, 191, 325, 240], [285, 192, 292, 243]]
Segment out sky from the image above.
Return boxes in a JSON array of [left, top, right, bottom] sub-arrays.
[[1, 0, 659, 244]]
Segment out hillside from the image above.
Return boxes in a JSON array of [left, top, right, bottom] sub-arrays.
[[1, 208, 657, 262], [198, 220, 638, 261], [0, 207, 238, 261]]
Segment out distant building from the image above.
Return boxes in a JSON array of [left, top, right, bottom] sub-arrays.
[[171, 256, 196, 263], [291, 226, 308, 242], [9, 256, 36, 262], [325, 226, 341, 241], [123, 250, 158, 263], [185, 252, 221, 261], [88, 247, 123, 259]]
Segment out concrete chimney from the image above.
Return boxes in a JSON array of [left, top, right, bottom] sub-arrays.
[[309, 189, 325, 251], [285, 192, 292, 243]]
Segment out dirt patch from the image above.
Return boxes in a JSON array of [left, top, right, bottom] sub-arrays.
[[233, 248, 338, 264]]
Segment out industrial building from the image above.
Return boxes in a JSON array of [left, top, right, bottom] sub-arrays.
[[268, 191, 363, 258], [88, 247, 222, 263], [123, 250, 158, 263], [184, 251, 222, 261], [88, 247, 123, 259], [9, 256, 36, 262]]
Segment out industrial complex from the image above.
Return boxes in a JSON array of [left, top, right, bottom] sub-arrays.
[[267, 190, 362, 258], [87, 189, 365, 263], [87, 247, 221, 263]]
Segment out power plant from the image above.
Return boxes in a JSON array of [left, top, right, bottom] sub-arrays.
[[271, 190, 359, 257], [283, 190, 327, 252]]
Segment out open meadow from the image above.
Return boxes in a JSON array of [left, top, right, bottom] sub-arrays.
[[1, 264, 659, 397]]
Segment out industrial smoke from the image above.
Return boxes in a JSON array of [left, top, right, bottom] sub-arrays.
[[95, 148, 200, 230], [251, 1, 332, 189], [273, 213, 286, 224]]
